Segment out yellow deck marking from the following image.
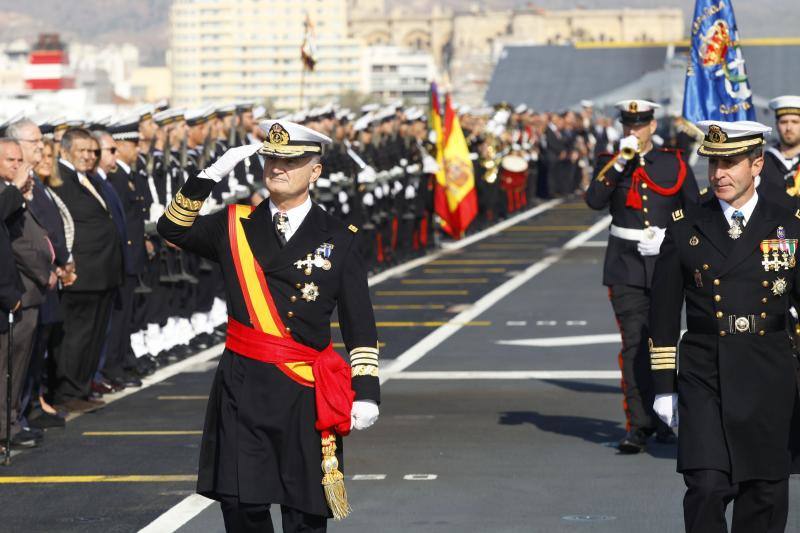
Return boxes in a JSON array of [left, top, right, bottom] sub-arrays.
[[429, 259, 531, 265], [376, 290, 468, 296], [372, 304, 446, 310], [477, 244, 539, 250], [505, 225, 592, 232], [0, 475, 197, 484], [83, 431, 203, 436], [400, 278, 488, 285], [422, 268, 506, 274], [157, 396, 208, 401]]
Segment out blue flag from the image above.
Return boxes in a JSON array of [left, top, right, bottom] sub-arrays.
[[683, 0, 756, 123]]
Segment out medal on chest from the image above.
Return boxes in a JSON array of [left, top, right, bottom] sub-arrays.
[[760, 226, 797, 271], [294, 243, 335, 276]]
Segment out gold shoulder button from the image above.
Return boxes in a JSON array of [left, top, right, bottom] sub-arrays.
[[348, 224, 359, 233], [672, 209, 684, 222]]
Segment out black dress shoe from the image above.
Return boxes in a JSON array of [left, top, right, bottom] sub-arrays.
[[655, 428, 677, 444], [28, 411, 66, 429], [120, 373, 142, 388], [11, 429, 41, 449], [91, 380, 113, 395], [618, 428, 651, 454]]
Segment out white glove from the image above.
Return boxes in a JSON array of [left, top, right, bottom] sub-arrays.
[[615, 135, 639, 171], [351, 400, 379, 430], [637, 226, 666, 256], [653, 393, 678, 428], [198, 143, 261, 182]]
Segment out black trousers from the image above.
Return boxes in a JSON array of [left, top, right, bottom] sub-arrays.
[[53, 290, 114, 403], [103, 275, 137, 379], [683, 469, 788, 533], [608, 284, 660, 432], [219, 495, 326, 533]]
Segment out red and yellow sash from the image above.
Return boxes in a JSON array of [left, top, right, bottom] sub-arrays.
[[227, 204, 314, 386], [225, 204, 352, 519]]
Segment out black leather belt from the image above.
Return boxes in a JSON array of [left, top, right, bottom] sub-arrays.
[[688, 314, 786, 335]]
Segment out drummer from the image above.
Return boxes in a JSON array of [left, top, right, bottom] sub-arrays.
[[585, 99, 700, 454], [500, 151, 530, 214]]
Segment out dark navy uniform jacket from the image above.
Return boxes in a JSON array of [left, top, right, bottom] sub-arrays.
[[586, 148, 700, 288]]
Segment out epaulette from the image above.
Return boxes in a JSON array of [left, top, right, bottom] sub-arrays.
[[348, 224, 359, 233], [672, 209, 684, 222], [795, 209, 800, 221]]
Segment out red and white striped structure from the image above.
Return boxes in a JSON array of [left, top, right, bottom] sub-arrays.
[[23, 34, 75, 91]]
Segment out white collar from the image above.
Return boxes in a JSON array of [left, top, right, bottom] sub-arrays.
[[766, 145, 800, 171], [719, 190, 758, 227], [59, 158, 75, 172], [116, 159, 131, 174], [95, 168, 107, 181], [268, 196, 313, 241]]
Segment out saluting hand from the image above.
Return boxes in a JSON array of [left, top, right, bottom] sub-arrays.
[[198, 143, 262, 183]]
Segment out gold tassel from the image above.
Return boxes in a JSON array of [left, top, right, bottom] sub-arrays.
[[321, 434, 351, 520]]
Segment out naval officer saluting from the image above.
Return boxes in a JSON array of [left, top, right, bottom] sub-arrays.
[[649, 120, 800, 533], [157, 120, 380, 533]]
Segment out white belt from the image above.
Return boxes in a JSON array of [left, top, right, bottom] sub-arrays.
[[610, 224, 653, 241]]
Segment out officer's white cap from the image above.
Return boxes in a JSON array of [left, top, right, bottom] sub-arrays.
[[257, 120, 331, 159], [696, 120, 771, 158], [768, 96, 800, 117]]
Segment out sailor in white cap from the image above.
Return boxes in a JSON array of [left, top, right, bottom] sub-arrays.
[[759, 96, 800, 209], [649, 119, 800, 533], [586, 99, 700, 454], [157, 119, 380, 532]]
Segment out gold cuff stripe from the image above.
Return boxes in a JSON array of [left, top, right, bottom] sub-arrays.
[[352, 365, 379, 377], [651, 364, 677, 370], [651, 356, 676, 362], [350, 359, 378, 367], [350, 351, 379, 359], [349, 347, 379, 355], [164, 209, 195, 227], [169, 201, 201, 217], [166, 205, 198, 223], [650, 346, 677, 353], [174, 190, 203, 211]]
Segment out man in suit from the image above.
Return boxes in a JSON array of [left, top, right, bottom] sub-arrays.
[[49, 128, 122, 413], [650, 120, 800, 532], [7, 119, 71, 430], [0, 138, 53, 447], [158, 120, 380, 533], [586, 100, 700, 453], [0, 139, 32, 450]]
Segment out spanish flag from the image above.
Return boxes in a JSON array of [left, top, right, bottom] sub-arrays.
[[430, 84, 478, 238]]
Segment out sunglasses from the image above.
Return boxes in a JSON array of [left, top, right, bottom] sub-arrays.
[[91, 147, 117, 157]]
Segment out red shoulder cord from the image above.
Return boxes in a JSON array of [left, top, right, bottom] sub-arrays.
[[626, 151, 687, 210]]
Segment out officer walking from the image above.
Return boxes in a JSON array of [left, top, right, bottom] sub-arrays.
[[157, 120, 380, 532], [649, 120, 800, 533], [586, 100, 699, 453], [759, 96, 800, 210]]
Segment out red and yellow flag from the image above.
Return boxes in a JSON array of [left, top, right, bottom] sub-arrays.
[[430, 84, 478, 238]]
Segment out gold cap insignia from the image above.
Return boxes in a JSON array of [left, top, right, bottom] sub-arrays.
[[269, 123, 290, 146], [628, 101, 638, 113], [689, 235, 699, 246], [707, 125, 728, 144], [348, 224, 358, 233]]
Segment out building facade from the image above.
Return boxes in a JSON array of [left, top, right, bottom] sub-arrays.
[[170, 0, 363, 110], [361, 45, 436, 104]]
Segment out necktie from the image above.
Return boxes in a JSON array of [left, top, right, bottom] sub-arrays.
[[729, 210, 744, 240], [273, 212, 289, 247], [78, 173, 107, 211]]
